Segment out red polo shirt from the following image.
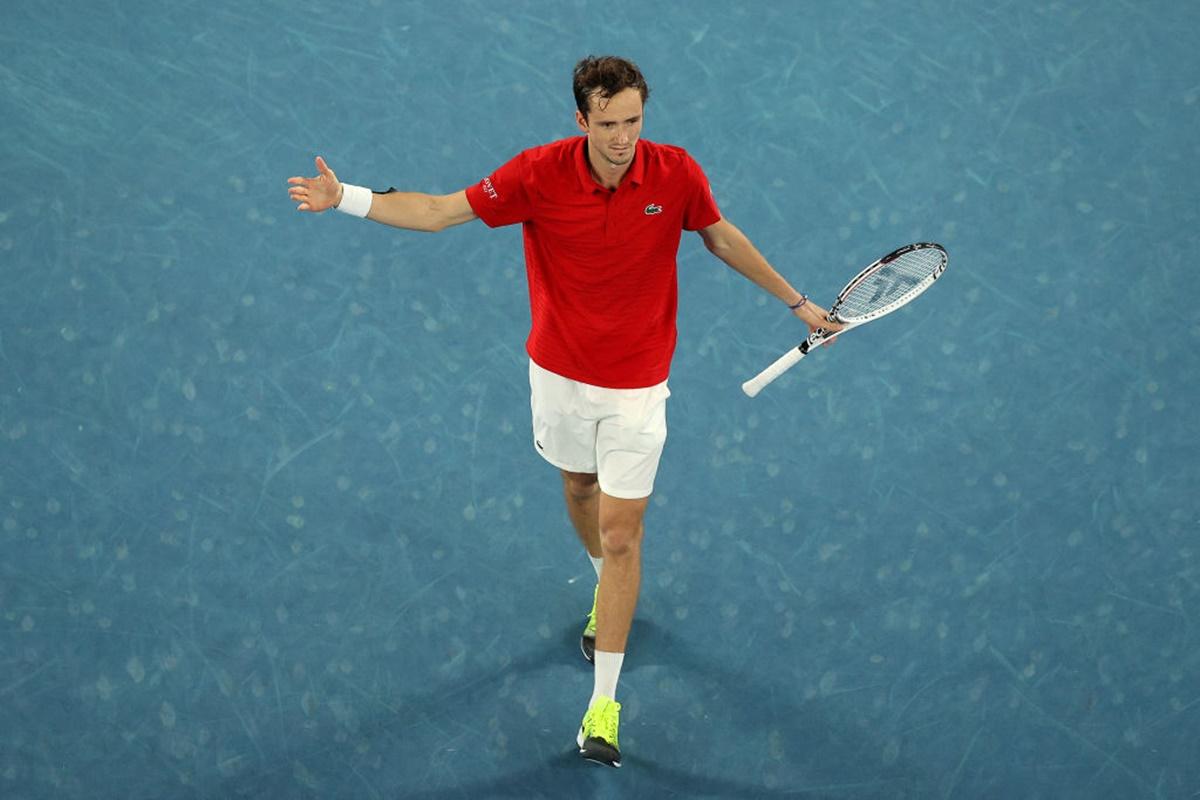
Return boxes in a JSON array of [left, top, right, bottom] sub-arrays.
[[465, 136, 721, 388]]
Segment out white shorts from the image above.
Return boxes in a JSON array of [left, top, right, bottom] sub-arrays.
[[528, 359, 670, 500]]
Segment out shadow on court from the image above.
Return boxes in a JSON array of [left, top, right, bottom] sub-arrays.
[[314, 617, 934, 798]]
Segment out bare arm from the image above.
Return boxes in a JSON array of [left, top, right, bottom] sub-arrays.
[[366, 188, 477, 232], [287, 156, 477, 232], [697, 217, 842, 333]]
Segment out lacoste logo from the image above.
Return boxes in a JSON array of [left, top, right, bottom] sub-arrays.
[[644, 203, 663, 215]]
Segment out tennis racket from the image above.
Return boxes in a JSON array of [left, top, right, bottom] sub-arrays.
[[742, 242, 948, 397]]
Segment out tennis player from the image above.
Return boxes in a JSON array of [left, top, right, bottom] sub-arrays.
[[287, 55, 839, 768]]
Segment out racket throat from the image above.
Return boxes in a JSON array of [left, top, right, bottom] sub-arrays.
[[801, 327, 839, 354]]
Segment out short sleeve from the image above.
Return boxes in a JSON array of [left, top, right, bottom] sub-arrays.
[[681, 156, 722, 231], [465, 151, 534, 228]]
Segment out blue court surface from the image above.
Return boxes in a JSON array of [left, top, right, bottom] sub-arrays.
[[3, 1, 1198, 798]]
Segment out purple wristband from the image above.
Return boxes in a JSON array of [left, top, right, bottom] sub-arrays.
[[788, 294, 808, 311]]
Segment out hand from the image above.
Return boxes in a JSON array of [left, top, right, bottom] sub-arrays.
[[287, 156, 342, 212], [793, 300, 844, 346]]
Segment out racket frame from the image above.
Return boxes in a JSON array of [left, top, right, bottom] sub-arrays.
[[741, 242, 947, 398]]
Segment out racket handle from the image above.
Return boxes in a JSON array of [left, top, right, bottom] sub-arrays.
[[742, 341, 812, 398]]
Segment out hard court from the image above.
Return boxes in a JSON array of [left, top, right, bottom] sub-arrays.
[[2, 1, 1198, 798]]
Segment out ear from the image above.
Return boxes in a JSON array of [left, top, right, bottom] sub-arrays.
[[575, 109, 588, 134]]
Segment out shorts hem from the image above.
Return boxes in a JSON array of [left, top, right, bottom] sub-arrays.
[[596, 481, 654, 500], [534, 446, 596, 476]]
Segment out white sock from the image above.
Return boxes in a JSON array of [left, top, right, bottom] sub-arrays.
[[591, 650, 624, 706], [588, 554, 604, 580]]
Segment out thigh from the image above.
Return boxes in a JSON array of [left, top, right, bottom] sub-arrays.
[[598, 491, 650, 534]]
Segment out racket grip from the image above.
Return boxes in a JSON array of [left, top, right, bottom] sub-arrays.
[[742, 343, 810, 398]]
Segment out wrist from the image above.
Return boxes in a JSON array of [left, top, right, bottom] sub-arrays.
[[335, 183, 372, 217], [787, 294, 808, 311]]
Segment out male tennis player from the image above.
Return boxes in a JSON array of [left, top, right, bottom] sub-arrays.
[[287, 55, 840, 768]]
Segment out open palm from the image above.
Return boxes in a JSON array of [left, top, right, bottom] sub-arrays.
[[287, 156, 342, 212]]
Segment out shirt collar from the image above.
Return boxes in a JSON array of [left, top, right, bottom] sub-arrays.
[[575, 136, 644, 193]]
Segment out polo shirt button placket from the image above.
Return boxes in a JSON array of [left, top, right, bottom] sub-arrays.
[[602, 188, 616, 245]]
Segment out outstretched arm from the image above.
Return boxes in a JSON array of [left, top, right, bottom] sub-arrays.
[[697, 217, 843, 334], [287, 156, 477, 233]]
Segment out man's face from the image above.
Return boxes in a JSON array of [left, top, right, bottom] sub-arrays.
[[576, 87, 644, 169]]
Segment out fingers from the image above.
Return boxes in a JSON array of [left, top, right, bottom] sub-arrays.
[[288, 157, 337, 212], [288, 183, 314, 212], [288, 156, 337, 188], [316, 156, 340, 191]]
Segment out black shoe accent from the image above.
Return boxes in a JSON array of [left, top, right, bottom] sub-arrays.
[[579, 736, 621, 768], [581, 633, 596, 664]]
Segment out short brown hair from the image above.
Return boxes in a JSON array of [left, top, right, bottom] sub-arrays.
[[572, 55, 650, 118]]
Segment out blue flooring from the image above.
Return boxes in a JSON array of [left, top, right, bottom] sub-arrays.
[[2, 1, 1198, 797]]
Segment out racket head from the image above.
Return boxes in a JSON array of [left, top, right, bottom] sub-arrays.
[[830, 242, 947, 325]]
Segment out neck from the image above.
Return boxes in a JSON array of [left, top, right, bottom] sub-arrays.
[[586, 144, 632, 190]]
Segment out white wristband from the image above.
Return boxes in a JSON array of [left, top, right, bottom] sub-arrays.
[[335, 183, 372, 218]]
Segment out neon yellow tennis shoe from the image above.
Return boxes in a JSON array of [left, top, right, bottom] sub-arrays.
[[576, 695, 621, 768], [580, 584, 597, 663]]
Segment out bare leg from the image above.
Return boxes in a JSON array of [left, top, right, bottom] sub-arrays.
[[561, 471, 603, 558], [594, 492, 648, 653]]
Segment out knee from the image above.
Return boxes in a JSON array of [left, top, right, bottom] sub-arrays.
[[599, 520, 643, 558], [562, 471, 599, 501]]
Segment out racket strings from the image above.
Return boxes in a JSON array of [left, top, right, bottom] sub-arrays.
[[837, 248, 944, 322]]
